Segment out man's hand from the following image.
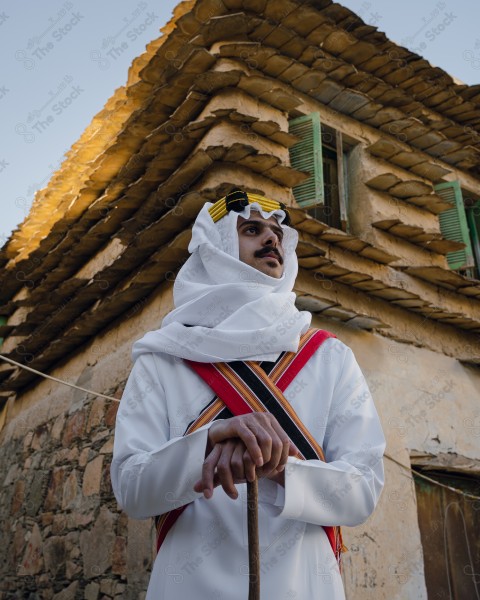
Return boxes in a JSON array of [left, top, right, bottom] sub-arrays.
[[194, 439, 254, 499], [194, 413, 299, 499]]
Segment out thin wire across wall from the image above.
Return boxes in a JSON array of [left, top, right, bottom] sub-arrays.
[[1, 352, 479, 501]]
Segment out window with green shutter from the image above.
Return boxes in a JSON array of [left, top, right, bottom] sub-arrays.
[[434, 181, 474, 271], [288, 114, 350, 230]]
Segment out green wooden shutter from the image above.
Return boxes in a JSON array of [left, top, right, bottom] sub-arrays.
[[288, 113, 324, 208], [435, 181, 474, 270], [466, 202, 480, 273]]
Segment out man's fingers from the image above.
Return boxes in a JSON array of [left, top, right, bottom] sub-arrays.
[[251, 417, 288, 475], [277, 436, 290, 471], [200, 443, 222, 499], [231, 443, 246, 481], [246, 420, 273, 466], [209, 419, 264, 467], [209, 413, 295, 471], [288, 439, 301, 458], [196, 441, 250, 500], [216, 441, 239, 499], [233, 423, 266, 467], [203, 414, 295, 491], [242, 414, 289, 469]]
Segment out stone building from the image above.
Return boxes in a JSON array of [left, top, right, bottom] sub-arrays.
[[1, 0, 480, 598]]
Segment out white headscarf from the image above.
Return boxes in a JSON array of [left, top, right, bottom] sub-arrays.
[[132, 201, 311, 362]]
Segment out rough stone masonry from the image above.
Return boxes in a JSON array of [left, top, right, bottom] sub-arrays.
[[0, 389, 155, 599]]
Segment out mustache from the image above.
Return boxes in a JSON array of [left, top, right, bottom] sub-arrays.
[[255, 247, 283, 264]]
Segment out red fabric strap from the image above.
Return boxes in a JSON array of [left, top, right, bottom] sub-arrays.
[[156, 329, 344, 566], [276, 329, 335, 391], [187, 362, 254, 416]]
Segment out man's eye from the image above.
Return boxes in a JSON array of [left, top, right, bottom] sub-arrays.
[[245, 226, 258, 233]]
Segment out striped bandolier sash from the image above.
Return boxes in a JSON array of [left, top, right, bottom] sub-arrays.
[[154, 328, 346, 566]]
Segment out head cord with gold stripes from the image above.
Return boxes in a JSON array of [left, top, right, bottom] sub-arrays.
[[209, 189, 292, 227]]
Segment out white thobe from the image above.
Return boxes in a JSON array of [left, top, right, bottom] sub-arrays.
[[111, 337, 385, 599]]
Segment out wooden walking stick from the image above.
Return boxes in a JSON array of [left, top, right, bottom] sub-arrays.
[[247, 477, 260, 600]]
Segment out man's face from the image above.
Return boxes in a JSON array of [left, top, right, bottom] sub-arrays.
[[237, 211, 285, 278]]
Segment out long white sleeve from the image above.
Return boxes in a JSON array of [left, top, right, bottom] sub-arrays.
[[278, 343, 385, 527], [111, 353, 211, 519]]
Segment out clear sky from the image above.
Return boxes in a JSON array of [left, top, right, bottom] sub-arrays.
[[1, 0, 479, 245]]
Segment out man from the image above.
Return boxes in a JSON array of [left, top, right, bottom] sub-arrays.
[[111, 190, 385, 599]]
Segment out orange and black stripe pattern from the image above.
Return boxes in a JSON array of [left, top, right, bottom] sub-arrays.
[[156, 329, 346, 565]]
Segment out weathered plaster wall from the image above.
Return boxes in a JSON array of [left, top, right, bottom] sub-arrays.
[[312, 315, 480, 600]]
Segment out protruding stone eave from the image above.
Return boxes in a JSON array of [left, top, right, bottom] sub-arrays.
[[4, 0, 480, 269], [294, 268, 480, 359]]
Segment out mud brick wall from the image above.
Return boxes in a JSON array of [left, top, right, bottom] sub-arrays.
[[0, 393, 155, 599]]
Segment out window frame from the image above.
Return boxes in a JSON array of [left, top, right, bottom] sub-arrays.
[[288, 113, 351, 231], [466, 201, 480, 278]]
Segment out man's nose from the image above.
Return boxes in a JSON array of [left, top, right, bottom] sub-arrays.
[[263, 229, 279, 246]]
